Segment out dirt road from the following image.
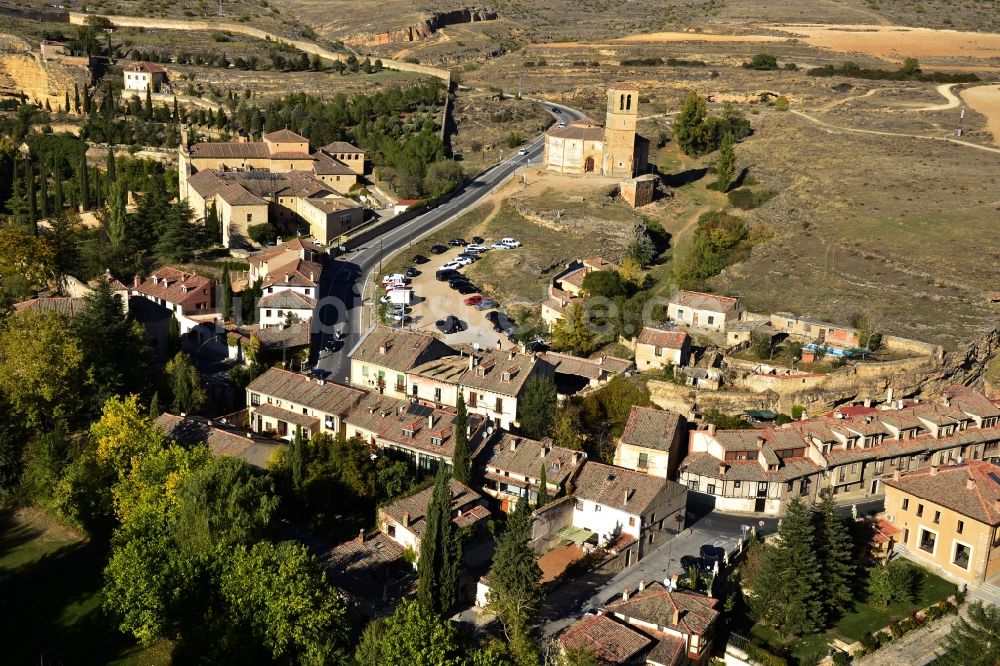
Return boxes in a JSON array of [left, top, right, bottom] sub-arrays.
[[961, 84, 1000, 146]]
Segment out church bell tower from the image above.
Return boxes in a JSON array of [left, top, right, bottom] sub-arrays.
[[602, 86, 639, 178]]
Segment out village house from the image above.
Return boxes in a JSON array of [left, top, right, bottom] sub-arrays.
[[539, 350, 632, 395], [455, 347, 554, 429], [541, 257, 618, 330], [883, 460, 1000, 586], [377, 478, 491, 557], [323, 529, 406, 616], [614, 406, 687, 479], [349, 325, 456, 399], [482, 433, 587, 512], [246, 367, 365, 440], [14, 296, 88, 317], [343, 391, 488, 476], [572, 461, 688, 565], [667, 290, 742, 334], [559, 581, 720, 665], [769, 312, 861, 349], [632, 326, 691, 371], [247, 237, 326, 287], [677, 385, 1000, 515], [129, 267, 220, 342], [544, 86, 649, 178], [257, 290, 315, 328], [156, 413, 284, 469], [123, 61, 167, 92]]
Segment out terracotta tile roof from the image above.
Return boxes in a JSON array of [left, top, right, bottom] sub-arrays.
[[320, 141, 362, 154], [249, 320, 312, 350], [559, 613, 652, 663], [541, 351, 632, 381], [873, 517, 900, 544], [248, 237, 325, 268], [547, 121, 606, 141], [133, 267, 213, 312], [884, 460, 1000, 525], [581, 256, 617, 271], [324, 530, 403, 573], [944, 385, 1000, 419], [559, 266, 591, 290], [247, 367, 364, 417], [573, 461, 672, 515], [155, 413, 284, 469], [381, 478, 489, 539], [14, 296, 88, 317], [669, 290, 739, 313], [486, 432, 586, 488], [217, 183, 266, 207], [620, 406, 684, 453], [302, 197, 358, 214], [262, 257, 323, 288], [312, 151, 355, 176], [258, 290, 316, 310], [264, 129, 309, 144], [681, 451, 820, 483], [636, 327, 689, 350], [645, 631, 686, 666], [189, 142, 271, 160], [254, 402, 320, 430], [130, 61, 166, 74], [604, 581, 719, 637], [350, 325, 456, 374], [458, 348, 546, 398]]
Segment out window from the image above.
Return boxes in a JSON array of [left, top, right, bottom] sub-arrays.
[[594, 505, 601, 512], [496, 397, 503, 412], [953, 542, 971, 570], [838, 467, 846, 482], [707, 315, 715, 325], [687, 480, 699, 491], [637, 452, 649, 470], [431, 436, 443, 446], [734, 480, 741, 489], [402, 429, 414, 438], [246, 213, 253, 223], [917, 504, 924, 518], [387, 524, 395, 537], [707, 483, 716, 495], [250, 393, 260, 406], [957, 520, 965, 534], [918, 528, 937, 554], [787, 481, 795, 492], [434, 387, 442, 402], [575, 500, 584, 511], [628, 516, 636, 527], [265, 309, 272, 317], [902, 498, 909, 511], [851, 463, 858, 474], [933, 510, 941, 525], [362, 366, 369, 377], [677, 308, 685, 318], [903, 528, 909, 544], [302, 407, 308, 415], [654, 346, 663, 357]]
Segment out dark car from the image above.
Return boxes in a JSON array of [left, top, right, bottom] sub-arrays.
[[412, 254, 429, 264], [699, 545, 725, 569], [430, 244, 448, 254], [435, 315, 462, 334], [448, 275, 470, 287], [493, 312, 516, 336], [455, 283, 478, 295], [448, 238, 467, 246], [528, 339, 548, 353], [485, 311, 500, 324], [405, 266, 419, 278], [475, 299, 498, 311], [457, 253, 479, 262], [680, 555, 703, 572], [472, 236, 485, 244], [436, 269, 460, 282]]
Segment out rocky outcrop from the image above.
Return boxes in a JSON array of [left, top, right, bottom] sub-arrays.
[[650, 328, 1000, 417], [348, 7, 498, 47]]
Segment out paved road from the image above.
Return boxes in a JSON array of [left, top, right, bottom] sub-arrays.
[[312, 100, 584, 383], [539, 496, 884, 637]]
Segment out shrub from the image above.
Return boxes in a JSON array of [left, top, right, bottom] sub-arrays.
[[744, 53, 778, 70], [728, 188, 778, 210], [247, 222, 278, 245], [860, 632, 880, 653], [774, 96, 790, 111]]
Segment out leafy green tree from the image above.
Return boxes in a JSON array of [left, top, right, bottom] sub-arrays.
[[154, 200, 200, 262], [744, 53, 778, 70], [355, 600, 464, 666], [672, 91, 707, 156], [557, 646, 600, 666], [423, 160, 465, 198], [417, 469, 461, 616], [552, 409, 584, 451], [551, 302, 595, 356], [901, 57, 920, 76], [248, 222, 278, 246], [938, 600, 1000, 666], [625, 233, 656, 268], [866, 563, 894, 609], [814, 490, 855, 619], [745, 498, 824, 635], [165, 351, 206, 415], [376, 458, 413, 502], [452, 393, 471, 484], [581, 269, 628, 299], [715, 132, 736, 192], [487, 498, 543, 666], [518, 376, 557, 440]]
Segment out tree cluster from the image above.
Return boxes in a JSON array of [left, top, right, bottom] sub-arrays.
[[671, 92, 752, 157], [672, 209, 750, 289]]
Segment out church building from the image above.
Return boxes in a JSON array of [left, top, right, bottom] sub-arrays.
[[543, 85, 649, 178]]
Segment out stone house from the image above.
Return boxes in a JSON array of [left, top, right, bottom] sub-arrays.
[[156, 412, 284, 469], [247, 237, 326, 288], [677, 385, 1000, 515], [246, 367, 365, 440], [667, 290, 742, 333], [123, 61, 167, 92], [377, 478, 490, 557], [614, 406, 687, 479], [257, 290, 315, 328], [541, 257, 618, 330], [632, 326, 691, 370], [482, 433, 586, 513], [883, 460, 1000, 585]]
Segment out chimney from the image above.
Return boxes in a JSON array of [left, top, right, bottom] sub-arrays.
[[597, 356, 604, 366], [572, 451, 582, 464], [469, 355, 475, 370], [756, 437, 765, 449], [929, 466, 939, 476], [719, 463, 727, 477], [378, 345, 387, 354], [496, 340, 502, 350], [356, 529, 365, 544], [284, 273, 291, 283], [622, 587, 630, 602], [967, 478, 976, 491], [509, 350, 517, 360], [671, 606, 680, 626], [510, 437, 520, 452], [133, 274, 141, 289], [892, 469, 901, 481], [638, 579, 646, 592], [402, 511, 411, 527], [707, 423, 716, 435], [310, 271, 315, 282], [669, 573, 679, 590], [427, 414, 434, 428], [540, 445, 549, 458], [864, 398, 872, 407]]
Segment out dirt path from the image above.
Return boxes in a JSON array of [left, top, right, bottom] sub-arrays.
[[960, 84, 1000, 146], [814, 87, 892, 112], [913, 83, 961, 112], [791, 109, 1000, 155]]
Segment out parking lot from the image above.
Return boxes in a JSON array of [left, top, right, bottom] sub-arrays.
[[379, 243, 518, 350]]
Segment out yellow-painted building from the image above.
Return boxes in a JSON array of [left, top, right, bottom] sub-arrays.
[[883, 460, 1000, 585]]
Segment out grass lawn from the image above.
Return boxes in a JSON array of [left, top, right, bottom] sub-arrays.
[[0, 508, 172, 666]]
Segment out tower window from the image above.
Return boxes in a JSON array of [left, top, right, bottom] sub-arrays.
[[620, 94, 625, 111], [626, 94, 632, 111]]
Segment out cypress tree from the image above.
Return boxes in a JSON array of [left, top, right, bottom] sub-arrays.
[[106, 146, 116, 189], [82, 86, 91, 114], [205, 200, 220, 243], [416, 469, 461, 616], [536, 463, 548, 509], [108, 180, 127, 250], [290, 427, 305, 493], [52, 158, 63, 212], [79, 157, 90, 210], [814, 490, 855, 620], [64, 90, 70, 114], [74, 83, 80, 114], [39, 157, 48, 218], [26, 160, 36, 231], [93, 169, 103, 208], [172, 96, 179, 121], [451, 393, 471, 484], [715, 132, 736, 192], [149, 391, 160, 417], [221, 264, 233, 321], [144, 87, 153, 119]]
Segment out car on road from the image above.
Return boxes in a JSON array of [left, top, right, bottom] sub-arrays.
[[464, 294, 484, 306], [474, 298, 498, 311], [441, 260, 465, 271], [490, 242, 511, 250], [455, 283, 478, 295], [405, 266, 419, 278], [430, 244, 448, 254], [552, 107, 561, 114], [700, 545, 725, 569], [436, 268, 460, 281], [412, 254, 429, 264], [448, 238, 467, 246], [500, 237, 522, 248], [517, 148, 528, 156], [558, 122, 566, 128], [435, 315, 462, 334], [386, 311, 413, 324]]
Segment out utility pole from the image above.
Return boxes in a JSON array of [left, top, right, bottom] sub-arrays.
[[517, 73, 523, 100]]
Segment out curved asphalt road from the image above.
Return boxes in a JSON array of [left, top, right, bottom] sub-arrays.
[[313, 100, 584, 384]]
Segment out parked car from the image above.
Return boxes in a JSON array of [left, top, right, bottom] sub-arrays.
[[441, 260, 464, 271], [412, 254, 429, 264], [430, 244, 448, 254], [490, 242, 510, 250], [493, 313, 516, 336], [464, 295, 484, 306], [381, 273, 406, 285], [436, 269, 460, 282], [558, 122, 566, 128], [451, 256, 473, 267], [485, 311, 500, 324], [474, 298, 498, 311], [448, 275, 470, 287], [455, 283, 478, 295], [436, 315, 462, 334], [465, 244, 488, 254], [457, 252, 479, 262], [448, 238, 467, 246], [472, 236, 485, 244], [699, 545, 725, 569], [500, 237, 522, 248], [387, 312, 413, 324]]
